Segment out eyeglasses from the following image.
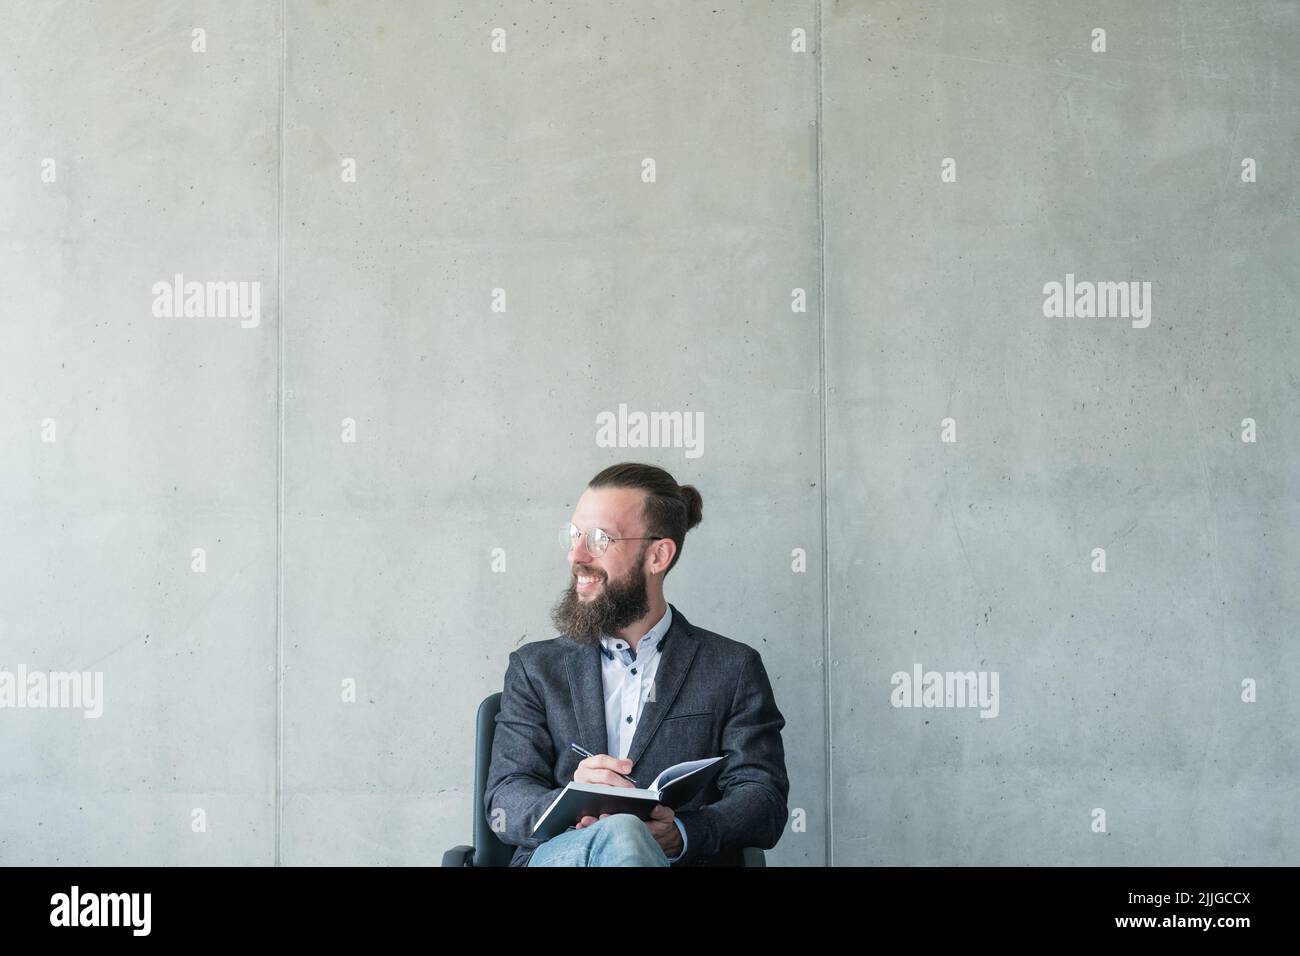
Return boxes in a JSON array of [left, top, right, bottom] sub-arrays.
[[559, 522, 661, 557]]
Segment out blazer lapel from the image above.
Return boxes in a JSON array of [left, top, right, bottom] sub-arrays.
[[565, 641, 608, 757], [625, 603, 699, 768]]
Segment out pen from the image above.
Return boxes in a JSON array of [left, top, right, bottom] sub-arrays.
[[570, 742, 639, 787]]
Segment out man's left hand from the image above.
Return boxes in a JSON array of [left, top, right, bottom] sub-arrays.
[[644, 804, 682, 857]]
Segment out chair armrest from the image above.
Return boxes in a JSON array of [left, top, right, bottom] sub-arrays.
[[442, 845, 475, 867]]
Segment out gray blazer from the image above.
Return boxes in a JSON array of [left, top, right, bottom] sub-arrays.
[[484, 603, 789, 866]]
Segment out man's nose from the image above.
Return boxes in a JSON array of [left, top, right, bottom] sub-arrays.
[[569, 535, 595, 566]]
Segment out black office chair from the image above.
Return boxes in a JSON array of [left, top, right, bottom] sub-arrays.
[[442, 692, 766, 867]]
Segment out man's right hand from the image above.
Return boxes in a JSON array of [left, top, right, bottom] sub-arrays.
[[573, 754, 633, 829]]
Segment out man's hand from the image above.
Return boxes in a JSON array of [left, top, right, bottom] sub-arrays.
[[573, 754, 635, 789], [643, 803, 683, 856]]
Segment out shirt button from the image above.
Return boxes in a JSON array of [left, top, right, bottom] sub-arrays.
[[626, 715, 633, 723], [631, 668, 637, 674]]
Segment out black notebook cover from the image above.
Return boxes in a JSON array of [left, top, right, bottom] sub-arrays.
[[531, 754, 730, 842]]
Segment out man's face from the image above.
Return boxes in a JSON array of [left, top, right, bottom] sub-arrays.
[[550, 486, 653, 645]]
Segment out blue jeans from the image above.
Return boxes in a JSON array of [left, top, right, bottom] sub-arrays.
[[527, 813, 671, 867]]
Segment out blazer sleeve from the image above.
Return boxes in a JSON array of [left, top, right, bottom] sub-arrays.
[[672, 647, 789, 865], [483, 650, 565, 851]]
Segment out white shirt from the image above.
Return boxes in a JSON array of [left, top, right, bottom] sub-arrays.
[[598, 604, 688, 862]]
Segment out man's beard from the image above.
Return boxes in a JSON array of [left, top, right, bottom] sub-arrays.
[[550, 554, 651, 646]]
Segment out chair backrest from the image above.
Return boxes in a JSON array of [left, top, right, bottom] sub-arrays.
[[472, 692, 517, 867]]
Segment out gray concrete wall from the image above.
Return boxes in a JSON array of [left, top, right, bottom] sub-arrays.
[[1, 0, 1294, 866], [823, 0, 1300, 864]]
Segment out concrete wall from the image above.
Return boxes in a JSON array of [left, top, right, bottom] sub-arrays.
[[1, 0, 1294, 866], [822, 0, 1300, 864]]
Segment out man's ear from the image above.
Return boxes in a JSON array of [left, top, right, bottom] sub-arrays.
[[652, 538, 676, 574]]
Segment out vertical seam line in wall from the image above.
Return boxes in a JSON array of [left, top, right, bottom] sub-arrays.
[[275, 0, 287, 867], [815, 0, 833, 868]]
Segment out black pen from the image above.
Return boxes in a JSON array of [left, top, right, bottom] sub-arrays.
[[570, 742, 639, 787]]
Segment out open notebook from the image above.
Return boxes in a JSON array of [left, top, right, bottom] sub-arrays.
[[531, 755, 729, 842]]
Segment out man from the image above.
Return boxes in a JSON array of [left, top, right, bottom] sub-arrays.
[[484, 462, 790, 866]]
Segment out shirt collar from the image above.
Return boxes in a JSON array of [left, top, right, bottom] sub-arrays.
[[599, 604, 673, 661]]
